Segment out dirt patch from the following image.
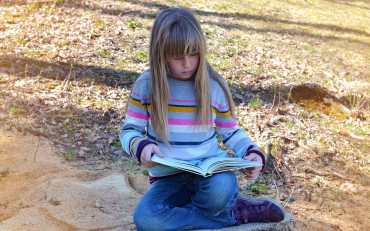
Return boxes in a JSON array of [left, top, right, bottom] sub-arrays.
[[291, 83, 351, 120], [0, 127, 140, 230]]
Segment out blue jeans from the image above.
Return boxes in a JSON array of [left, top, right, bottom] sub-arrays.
[[133, 171, 239, 231]]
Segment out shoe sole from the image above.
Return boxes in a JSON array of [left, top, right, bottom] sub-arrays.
[[236, 196, 286, 222]]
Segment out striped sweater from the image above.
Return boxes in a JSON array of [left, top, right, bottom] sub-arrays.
[[120, 71, 266, 180]]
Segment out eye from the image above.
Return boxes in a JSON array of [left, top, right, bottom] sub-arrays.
[[190, 52, 199, 56], [173, 56, 183, 60]]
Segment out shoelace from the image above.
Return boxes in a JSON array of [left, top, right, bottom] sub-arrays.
[[246, 204, 270, 222]]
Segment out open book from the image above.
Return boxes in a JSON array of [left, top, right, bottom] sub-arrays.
[[151, 155, 262, 177]]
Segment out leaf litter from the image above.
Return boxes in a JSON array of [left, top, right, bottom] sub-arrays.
[[0, 0, 369, 230]]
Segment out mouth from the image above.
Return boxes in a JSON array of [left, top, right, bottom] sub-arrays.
[[182, 71, 192, 75]]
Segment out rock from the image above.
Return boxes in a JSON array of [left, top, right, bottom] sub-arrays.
[[95, 202, 103, 208], [199, 213, 295, 231], [44, 173, 141, 230], [339, 182, 358, 193], [48, 198, 60, 206], [0, 166, 9, 177], [0, 207, 64, 231], [269, 115, 284, 125]]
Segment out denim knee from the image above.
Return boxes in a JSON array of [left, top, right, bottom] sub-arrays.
[[198, 172, 238, 216], [134, 204, 163, 231]]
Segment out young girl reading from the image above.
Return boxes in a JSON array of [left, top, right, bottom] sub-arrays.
[[120, 7, 285, 231]]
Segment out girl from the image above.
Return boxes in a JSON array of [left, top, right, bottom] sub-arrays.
[[120, 7, 285, 231]]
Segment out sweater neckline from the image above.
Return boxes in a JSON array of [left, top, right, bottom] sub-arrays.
[[167, 76, 194, 85]]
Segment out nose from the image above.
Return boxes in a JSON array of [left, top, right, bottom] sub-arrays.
[[183, 56, 191, 68]]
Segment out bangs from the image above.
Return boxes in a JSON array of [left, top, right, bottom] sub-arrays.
[[164, 21, 202, 59]]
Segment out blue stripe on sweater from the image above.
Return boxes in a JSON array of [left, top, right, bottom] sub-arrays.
[[147, 132, 217, 145]]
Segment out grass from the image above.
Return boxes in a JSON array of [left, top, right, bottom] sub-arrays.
[[58, 150, 76, 161], [126, 20, 140, 29], [62, 116, 83, 132], [249, 97, 263, 109], [111, 140, 122, 149], [11, 106, 27, 115], [246, 181, 270, 195]]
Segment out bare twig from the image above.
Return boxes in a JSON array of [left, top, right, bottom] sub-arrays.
[[115, 75, 124, 88], [298, 141, 319, 157], [63, 60, 73, 90], [269, 82, 277, 114], [24, 64, 28, 78], [270, 134, 297, 143], [273, 177, 281, 201], [23, 127, 70, 146], [33, 136, 41, 162], [278, 83, 281, 108], [286, 86, 293, 104], [284, 186, 295, 208], [301, 166, 349, 180]]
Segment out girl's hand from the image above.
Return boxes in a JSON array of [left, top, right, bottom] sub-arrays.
[[140, 144, 164, 168], [241, 153, 263, 180]]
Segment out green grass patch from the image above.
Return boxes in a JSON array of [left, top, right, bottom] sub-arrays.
[[249, 97, 263, 109], [135, 51, 148, 59], [58, 150, 76, 161], [11, 106, 27, 115], [142, 169, 149, 176], [127, 20, 140, 29], [111, 140, 122, 149], [246, 183, 270, 195]]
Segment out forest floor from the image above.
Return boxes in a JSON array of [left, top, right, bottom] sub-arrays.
[[1, 0, 369, 230]]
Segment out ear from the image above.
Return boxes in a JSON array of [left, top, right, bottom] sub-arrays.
[[165, 63, 170, 75]]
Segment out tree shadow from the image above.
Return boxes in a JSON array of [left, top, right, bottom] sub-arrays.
[[3, 0, 369, 47], [0, 55, 140, 88], [124, 0, 370, 38], [324, 0, 370, 10], [202, 20, 369, 46]]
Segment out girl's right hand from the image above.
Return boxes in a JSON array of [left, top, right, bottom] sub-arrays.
[[140, 144, 164, 168]]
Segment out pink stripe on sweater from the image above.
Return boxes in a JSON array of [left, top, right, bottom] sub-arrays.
[[168, 118, 213, 125], [132, 92, 140, 97], [212, 100, 229, 109], [215, 120, 238, 128], [170, 99, 197, 103], [127, 109, 149, 120], [132, 92, 150, 101]]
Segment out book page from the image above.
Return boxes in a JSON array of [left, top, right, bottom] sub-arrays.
[[197, 157, 262, 174], [151, 155, 207, 176]]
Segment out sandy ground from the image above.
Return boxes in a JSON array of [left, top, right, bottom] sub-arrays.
[[1, 124, 368, 231], [0, 127, 141, 231], [0, 126, 295, 231]]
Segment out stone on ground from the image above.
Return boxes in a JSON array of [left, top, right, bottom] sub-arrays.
[[44, 173, 141, 230], [199, 213, 294, 231]]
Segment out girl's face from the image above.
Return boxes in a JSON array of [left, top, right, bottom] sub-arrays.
[[166, 53, 199, 81]]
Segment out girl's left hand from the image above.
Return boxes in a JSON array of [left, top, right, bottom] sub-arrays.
[[241, 153, 263, 180]]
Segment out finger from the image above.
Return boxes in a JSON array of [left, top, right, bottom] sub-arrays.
[[153, 146, 164, 157], [141, 152, 154, 166], [143, 159, 158, 168], [243, 153, 259, 161], [249, 167, 262, 174], [240, 169, 249, 176], [244, 174, 255, 180], [244, 173, 258, 180]]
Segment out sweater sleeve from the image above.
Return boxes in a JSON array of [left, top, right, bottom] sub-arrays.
[[119, 76, 157, 163], [212, 81, 266, 167]]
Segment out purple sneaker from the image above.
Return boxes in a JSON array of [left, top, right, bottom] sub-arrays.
[[232, 197, 285, 225]]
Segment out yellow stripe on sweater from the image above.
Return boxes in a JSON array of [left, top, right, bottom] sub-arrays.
[[130, 98, 231, 118], [131, 138, 141, 154], [129, 98, 147, 110]]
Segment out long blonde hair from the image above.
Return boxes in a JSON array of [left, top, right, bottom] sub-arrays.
[[149, 7, 235, 146]]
